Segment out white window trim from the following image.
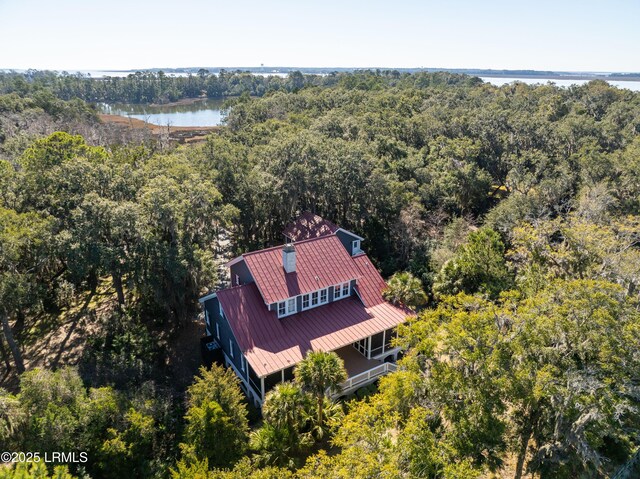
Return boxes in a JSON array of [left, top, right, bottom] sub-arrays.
[[240, 355, 245, 372], [278, 283, 352, 317], [215, 322, 220, 339], [302, 293, 310, 310], [333, 281, 351, 300], [229, 339, 234, 358], [301, 287, 329, 311], [320, 288, 328, 305], [277, 298, 297, 318], [352, 239, 361, 253]]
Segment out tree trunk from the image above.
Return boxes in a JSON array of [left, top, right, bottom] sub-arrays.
[[1, 312, 25, 374], [317, 395, 324, 429], [112, 271, 125, 306], [14, 310, 25, 336], [0, 335, 12, 373], [514, 417, 534, 479]]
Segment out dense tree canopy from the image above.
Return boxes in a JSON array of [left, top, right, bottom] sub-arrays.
[[1, 71, 639, 478]]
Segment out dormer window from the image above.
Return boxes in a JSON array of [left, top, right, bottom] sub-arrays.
[[278, 297, 297, 318], [352, 239, 361, 253], [320, 289, 328, 304], [333, 281, 351, 300], [301, 287, 329, 311]]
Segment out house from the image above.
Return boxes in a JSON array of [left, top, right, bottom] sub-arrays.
[[282, 211, 364, 255], [199, 213, 411, 407]]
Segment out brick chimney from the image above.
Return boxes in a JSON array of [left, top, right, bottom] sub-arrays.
[[282, 244, 296, 273]]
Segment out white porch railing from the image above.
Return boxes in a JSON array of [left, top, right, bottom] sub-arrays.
[[336, 362, 397, 394]]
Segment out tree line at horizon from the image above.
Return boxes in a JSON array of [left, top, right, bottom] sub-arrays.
[[0, 69, 481, 105], [0, 71, 639, 478]]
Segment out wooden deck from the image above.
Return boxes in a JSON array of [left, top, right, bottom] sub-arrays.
[[333, 344, 383, 376]]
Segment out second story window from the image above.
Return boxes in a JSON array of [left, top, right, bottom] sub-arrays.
[[334, 281, 351, 300], [278, 297, 297, 318], [352, 239, 361, 253], [302, 287, 329, 311], [320, 288, 328, 304]]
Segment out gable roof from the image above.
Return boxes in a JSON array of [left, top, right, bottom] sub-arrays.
[[283, 212, 340, 242], [243, 235, 361, 305], [217, 281, 410, 377], [352, 253, 390, 307]]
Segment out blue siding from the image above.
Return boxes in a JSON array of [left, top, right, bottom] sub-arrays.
[[336, 230, 361, 255], [204, 296, 248, 382], [229, 260, 253, 286]]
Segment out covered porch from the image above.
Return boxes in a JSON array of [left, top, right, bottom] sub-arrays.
[[334, 344, 384, 376], [332, 343, 398, 396]]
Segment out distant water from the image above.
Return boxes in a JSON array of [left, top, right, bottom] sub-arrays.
[[100, 98, 225, 127], [480, 76, 640, 91], [79, 70, 288, 78]]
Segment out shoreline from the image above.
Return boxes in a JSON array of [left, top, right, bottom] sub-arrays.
[[148, 96, 216, 107], [478, 74, 640, 82], [99, 113, 220, 143]]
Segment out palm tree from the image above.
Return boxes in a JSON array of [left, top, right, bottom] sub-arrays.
[[253, 382, 313, 467], [262, 382, 310, 433], [250, 423, 298, 468], [382, 271, 428, 311], [294, 351, 346, 433]]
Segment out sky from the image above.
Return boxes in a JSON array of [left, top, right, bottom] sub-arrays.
[[0, 0, 638, 72]]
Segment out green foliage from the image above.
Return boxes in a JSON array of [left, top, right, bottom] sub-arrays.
[[509, 213, 640, 296], [0, 388, 23, 448], [396, 279, 640, 478], [98, 408, 157, 478], [294, 351, 346, 434], [3, 368, 175, 479], [509, 280, 640, 478], [18, 367, 89, 453], [251, 382, 314, 468], [2, 71, 640, 479], [21, 131, 106, 171], [80, 311, 162, 388], [183, 400, 245, 469], [383, 271, 428, 310], [180, 365, 249, 469], [433, 228, 513, 298], [397, 407, 479, 479], [0, 462, 77, 479]]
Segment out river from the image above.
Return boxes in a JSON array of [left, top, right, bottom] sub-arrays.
[[99, 76, 640, 128], [100, 98, 226, 127], [480, 76, 640, 91]]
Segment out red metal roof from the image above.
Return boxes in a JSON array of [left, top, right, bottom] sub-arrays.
[[243, 235, 361, 305], [283, 212, 339, 242], [352, 253, 390, 307], [217, 282, 410, 377]]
